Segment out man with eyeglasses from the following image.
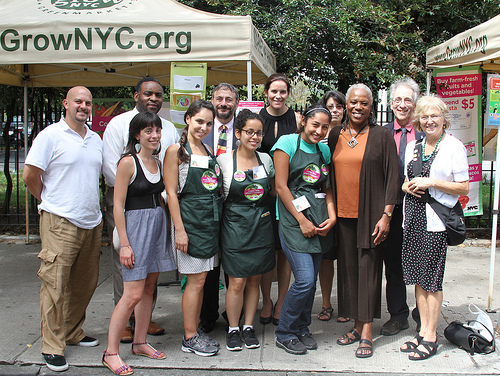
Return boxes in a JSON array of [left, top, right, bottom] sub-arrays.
[[381, 78, 425, 336], [199, 83, 240, 334]]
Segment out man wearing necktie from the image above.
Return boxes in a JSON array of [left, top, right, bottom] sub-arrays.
[[382, 78, 425, 336], [199, 83, 240, 333]]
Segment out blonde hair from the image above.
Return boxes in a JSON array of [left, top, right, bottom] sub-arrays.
[[413, 94, 451, 132]]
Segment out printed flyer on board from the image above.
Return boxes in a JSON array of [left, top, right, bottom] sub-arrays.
[[434, 67, 483, 216]]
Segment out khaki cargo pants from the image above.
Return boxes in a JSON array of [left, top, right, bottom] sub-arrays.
[[38, 211, 102, 355]]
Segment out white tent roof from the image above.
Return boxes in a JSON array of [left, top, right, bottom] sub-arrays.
[[427, 13, 500, 71], [0, 0, 276, 87]]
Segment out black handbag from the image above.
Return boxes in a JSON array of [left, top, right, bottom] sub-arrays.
[[412, 140, 467, 246], [444, 320, 496, 355]]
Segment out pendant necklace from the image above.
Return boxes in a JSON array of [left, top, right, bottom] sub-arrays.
[[347, 123, 368, 148], [422, 131, 445, 161]]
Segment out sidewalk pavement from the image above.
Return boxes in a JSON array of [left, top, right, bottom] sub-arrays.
[[0, 235, 499, 376]]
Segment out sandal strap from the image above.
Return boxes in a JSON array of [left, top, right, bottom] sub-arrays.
[[349, 329, 361, 340], [402, 341, 418, 350], [103, 351, 119, 357], [359, 338, 373, 346], [132, 342, 148, 346], [420, 340, 438, 353]]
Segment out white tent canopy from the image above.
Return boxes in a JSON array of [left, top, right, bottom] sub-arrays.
[[0, 0, 276, 88], [427, 14, 500, 311], [0, 0, 276, 242], [427, 13, 500, 71]]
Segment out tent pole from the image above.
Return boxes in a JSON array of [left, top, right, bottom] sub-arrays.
[[247, 60, 252, 101], [24, 79, 29, 244], [487, 129, 500, 311], [426, 71, 432, 95]]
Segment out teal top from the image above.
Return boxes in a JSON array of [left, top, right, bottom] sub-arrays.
[[270, 133, 331, 162], [270, 133, 331, 220]]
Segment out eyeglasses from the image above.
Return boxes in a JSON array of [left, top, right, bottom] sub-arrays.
[[393, 97, 414, 105], [420, 114, 442, 122], [241, 129, 264, 138]]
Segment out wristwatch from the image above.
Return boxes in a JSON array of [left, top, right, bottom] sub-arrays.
[[383, 211, 392, 218]]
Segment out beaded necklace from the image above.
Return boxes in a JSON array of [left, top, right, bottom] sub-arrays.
[[422, 131, 445, 162]]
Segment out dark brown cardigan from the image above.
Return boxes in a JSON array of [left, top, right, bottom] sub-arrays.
[[328, 124, 399, 249]]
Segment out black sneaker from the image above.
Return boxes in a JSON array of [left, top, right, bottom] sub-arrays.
[[77, 336, 99, 347], [276, 338, 307, 355], [226, 330, 243, 351], [380, 319, 409, 336], [43, 353, 69, 372], [242, 327, 260, 349], [299, 333, 317, 350], [199, 320, 216, 334]]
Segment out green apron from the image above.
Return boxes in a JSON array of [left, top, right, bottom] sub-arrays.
[[221, 150, 275, 278], [278, 135, 333, 253], [179, 142, 223, 259]]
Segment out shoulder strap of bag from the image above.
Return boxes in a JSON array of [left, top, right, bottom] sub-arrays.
[[412, 139, 423, 177], [467, 320, 496, 354]]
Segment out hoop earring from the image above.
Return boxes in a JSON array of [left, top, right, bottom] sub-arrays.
[[135, 143, 141, 153]]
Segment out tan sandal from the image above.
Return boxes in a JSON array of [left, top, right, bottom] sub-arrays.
[[131, 342, 166, 359], [102, 350, 133, 375]]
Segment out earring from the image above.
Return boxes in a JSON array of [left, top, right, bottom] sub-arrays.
[[135, 143, 141, 153]]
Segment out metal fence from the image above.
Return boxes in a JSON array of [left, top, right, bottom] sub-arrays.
[[0, 106, 496, 236]]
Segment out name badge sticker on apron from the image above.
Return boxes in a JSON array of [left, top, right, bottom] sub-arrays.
[[201, 170, 218, 191], [233, 170, 246, 182], [292, 195, 311, 212], [253, 165, 267, 180], [315, 193, 326, 199], [244, 183, 264, 201], [190, 154, 209, 169], [215, 163, 221, 177], [302, 164, 321, 183]]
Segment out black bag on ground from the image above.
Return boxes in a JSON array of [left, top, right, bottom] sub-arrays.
[[444, 320, 495, 355], [412, 140, 466, 246]]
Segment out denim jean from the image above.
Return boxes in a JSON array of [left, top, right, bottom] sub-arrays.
[[275, 230, 323, 342]]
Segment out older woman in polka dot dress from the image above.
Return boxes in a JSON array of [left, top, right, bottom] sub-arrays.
[[400, 95, 469, 361]]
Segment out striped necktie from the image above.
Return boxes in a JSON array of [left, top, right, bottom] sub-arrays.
[[216, 125, 227, 156]]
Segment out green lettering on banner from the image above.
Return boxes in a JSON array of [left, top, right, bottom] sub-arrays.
[[163, 32, 174, 48], [116, 26, 133, 49], [176, 31, 191, 54], [50, 33, 73, 50], [145, 32, 161, 49], [34, 34, 49, 51], [23, 35, 33, 51], [75, 28, 92, 50], [1, 29, 19, 52], [95, 27, 113, 49]]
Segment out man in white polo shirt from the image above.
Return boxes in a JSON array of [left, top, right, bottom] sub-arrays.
[[23, 86, 103, 372]]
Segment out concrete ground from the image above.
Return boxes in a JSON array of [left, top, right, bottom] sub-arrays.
[[0, 235, 499, 375]]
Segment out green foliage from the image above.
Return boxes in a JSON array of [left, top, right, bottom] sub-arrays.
[[179, 0, 500, 92]]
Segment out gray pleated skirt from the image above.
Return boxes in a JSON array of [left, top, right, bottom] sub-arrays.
[[122, 206, 175, 282]]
